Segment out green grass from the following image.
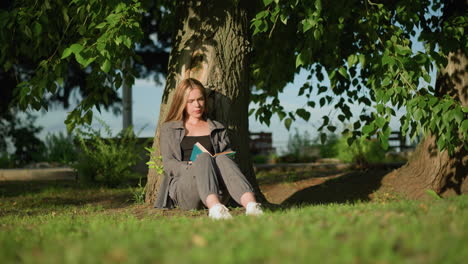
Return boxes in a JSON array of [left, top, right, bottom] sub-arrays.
[[1, 181, 467, 264]]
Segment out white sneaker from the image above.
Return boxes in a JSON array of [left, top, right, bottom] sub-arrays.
[[208, 204, 233, 220], [245, 202, 264, 216]]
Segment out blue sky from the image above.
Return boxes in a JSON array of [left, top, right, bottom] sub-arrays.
[[35, 72, 311, 153], [32, 67, 415, 154]]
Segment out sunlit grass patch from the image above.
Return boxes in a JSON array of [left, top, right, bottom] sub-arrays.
[[0, 180, 467, 264]]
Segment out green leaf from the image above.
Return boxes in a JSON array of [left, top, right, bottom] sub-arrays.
[[375, 117, 386, 128], [376, 104, 384, 113], [123, 36, 132, 48], [101, 59, 111, 73], [302, 19, 314, 33], [327, 125, 336, 132], [358, 54, 366, 67], [395, 44, 412, 55], [423, 73, 431, 83], [318, 86, 327, 94], [315, 0, 322, 11], [75, 53, 87, 67], [347, 54, 357, 68], [313, 29, 320, 40], [296, 53, 305, 68], [414, 109, 423, 121], [277, 111, 286, 121], [62, 7, 69, 25], [382, 55, 394, 66], [320, 133, 327, 144], [319, 97, 326, 107], [3, 60, 12, 71], [61, 48, 73, 59], [280, 13, 288, 25], [69, 43, 84, 54], [296, 108, 311, 121], [284, 118, 292, 130], [461, 120, 468, 132], [307, 101, 316, 108], [322, 116, 329, 126], [23, 25, 32, 38], [33, 22, 42, 36], [95, 22, 107, 29], [380, 137, 389, 150], [256, 10, 269, 19], [382, 77, 391, 86], [338, 67, 348, 79], [360, 97, 372, 106], [362, 124, 374, 134], [263, 0, 273, 6], [453, 108, 464, 124], [106, 14, 121, 25], [436, 135, 445, 151], [84, 110, 93, 125], [338, 114, 345, 122], [81, 57, 96, 68]]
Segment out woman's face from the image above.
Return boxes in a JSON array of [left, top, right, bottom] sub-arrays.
[[185, 88, 205, 119]]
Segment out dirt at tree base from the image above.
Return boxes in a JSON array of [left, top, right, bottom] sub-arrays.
[[261, 168, 407, 206]]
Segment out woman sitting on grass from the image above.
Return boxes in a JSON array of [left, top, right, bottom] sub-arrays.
[[154, 78, 263, 219]]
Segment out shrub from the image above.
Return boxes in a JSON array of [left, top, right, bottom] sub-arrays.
[[335, 135, 386, 165], [0, 152, 14, 168], [44, 132, 78, 165], [130, 177, 146, 204], [73, 119, 143, 187], [252, 154, 268, 164], [317, 133, 339, 158]]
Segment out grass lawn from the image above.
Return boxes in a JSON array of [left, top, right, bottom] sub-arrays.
[[0, 179, 467, 264]]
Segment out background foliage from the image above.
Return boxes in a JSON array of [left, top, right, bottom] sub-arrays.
[[0, 109, 45, 167], [0, 0, 144, 131], [251, 0, 467, 153], [73, 119, 144, 187], [1, 0, 466, 161]]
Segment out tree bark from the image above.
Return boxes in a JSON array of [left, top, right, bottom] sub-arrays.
[[383, 50, 468, 199], [145, 0, 263, 205]]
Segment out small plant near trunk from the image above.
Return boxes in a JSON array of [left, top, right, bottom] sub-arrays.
[[73, 119, 143, 187], [145, 147, 164, 174]]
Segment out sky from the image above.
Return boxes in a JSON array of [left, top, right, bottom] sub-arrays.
[[31, 68, 410, 155], [34, 71, 313, 154], [31, 32, 434, 155]]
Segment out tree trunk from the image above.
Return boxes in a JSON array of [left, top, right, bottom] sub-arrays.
[[145, 0, 263, 205], [383, 50, 468, 199]]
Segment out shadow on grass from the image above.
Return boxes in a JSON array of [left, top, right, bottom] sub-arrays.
[[280, 169, 390, 207], [0, 180, 143, 218], [0, 178, 144, 198]]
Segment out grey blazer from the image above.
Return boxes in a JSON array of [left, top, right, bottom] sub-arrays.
[[154, 118, 232, 209]]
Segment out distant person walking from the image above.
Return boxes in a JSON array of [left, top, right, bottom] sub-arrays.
[[154, 78, 263, 219]]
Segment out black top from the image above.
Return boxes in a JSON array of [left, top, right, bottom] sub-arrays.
[[180, 135, 214, 161]]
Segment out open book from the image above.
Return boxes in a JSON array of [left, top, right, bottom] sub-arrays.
[[190, 142, 236, 161]]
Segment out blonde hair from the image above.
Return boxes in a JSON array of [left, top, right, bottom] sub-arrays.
[[164, 78, 208, 122]]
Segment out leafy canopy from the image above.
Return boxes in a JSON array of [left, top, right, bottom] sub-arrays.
[[251, 0, 467, 153], [0, 0, 143, 131], [1, 0, 466, 154]]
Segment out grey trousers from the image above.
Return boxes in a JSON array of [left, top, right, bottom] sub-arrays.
[[169, 152, 254, 210]]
